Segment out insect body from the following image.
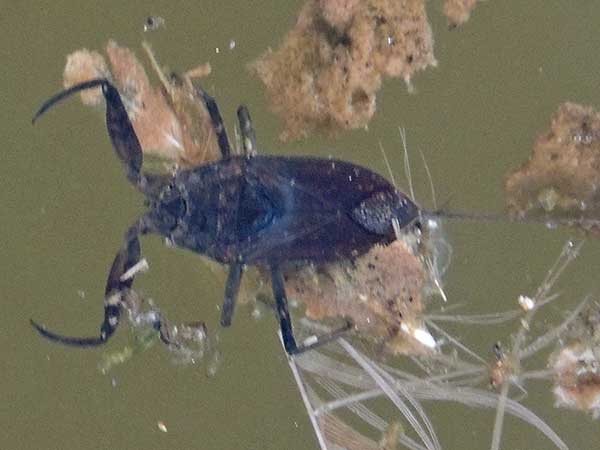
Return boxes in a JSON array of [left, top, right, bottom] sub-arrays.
[[31, 79, 420, 354]]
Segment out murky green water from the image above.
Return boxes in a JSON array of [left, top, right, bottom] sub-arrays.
[[3, 1, 600, 449]]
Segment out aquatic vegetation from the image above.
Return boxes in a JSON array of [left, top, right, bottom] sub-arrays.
[[506, 102, 600, 233], [285, 239, 593, 450]]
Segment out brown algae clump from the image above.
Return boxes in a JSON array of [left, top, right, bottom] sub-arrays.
[[140, 42, 219, 167], [63, 49, 111, 106], [551, 341, 600, 417], [251, 0, 436, 141], [550, 302, 600, 417], [62, 41, 219, 167], [506, 102, 600, 231], [105, 41, 185, 162], [205, 226, 441, 355], [285, 238, 437, 355], [443, 0, 479, 27]]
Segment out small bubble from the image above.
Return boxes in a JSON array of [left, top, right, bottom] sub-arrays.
[[251, 307, 262, 321], [518, 295, 535, 311], [413, 327, 436, 349], [206, 349, 221, 378], [427, 218, 439, 230], [572, 125, 596, 145]]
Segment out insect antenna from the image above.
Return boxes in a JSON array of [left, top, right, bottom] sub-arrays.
[[384, 130, 450, 302], [399, 127, 417, 204], [418, 146, 437, 210], [427, 207, 600, 231]]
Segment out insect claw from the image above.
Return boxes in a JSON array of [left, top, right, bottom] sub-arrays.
[[30, 319, 106, 347], [32, 79, 108, 124]]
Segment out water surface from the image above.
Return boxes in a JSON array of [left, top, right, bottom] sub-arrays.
[[3, 2, 600, 449]]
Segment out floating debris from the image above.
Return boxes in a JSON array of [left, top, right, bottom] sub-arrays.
[[443, 0, 480, 27], [284, 233, 438, 355], [97, 289, 210, 373], [98, 328, 156, 374], [62, 40, 218, 168], [551, 341, 600, 417], [506, 102, 600, 232], [144, 16, 165, 32], [119, 258, 149, 282], [251, 0, 436, 141], [157, 420, 168, 432], [548, 301, 600, 417], [518, 294, 535, 312], [379, 421, 403, 450], [63, 49, 110, 106], [489, 343, 519, 390], [141, 41, 220, 167], [317, 413, 381, 450], [99, 347, 134, 374]]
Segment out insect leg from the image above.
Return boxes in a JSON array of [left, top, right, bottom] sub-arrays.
[[236, 106, 257, 157], [101, 81, 144, 185], [270, 266, 299, 354], [33, 79, 144, 188], [192, 84, 232, 159], [220, 263, 243, 327], [31, 219, 148, 347], [271, 266, 354, 355]]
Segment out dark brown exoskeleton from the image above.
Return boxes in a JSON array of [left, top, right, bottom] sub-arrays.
[[30, 79, 420, 354]]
